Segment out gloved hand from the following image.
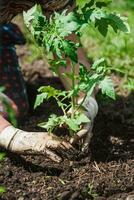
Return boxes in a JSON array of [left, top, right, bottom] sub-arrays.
[[70, 96, 98, 152], [0, 126, 75, 162]]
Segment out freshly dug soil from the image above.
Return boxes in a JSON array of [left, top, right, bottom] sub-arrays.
[[0, 46, 134, 200]]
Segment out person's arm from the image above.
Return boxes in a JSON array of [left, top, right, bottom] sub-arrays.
[[0, 94, 75, 162], [10, 23, 26, 45]]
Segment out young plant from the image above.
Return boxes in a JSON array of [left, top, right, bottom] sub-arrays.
[[23, 1, 129, 135], [85, 183, 98, 199]]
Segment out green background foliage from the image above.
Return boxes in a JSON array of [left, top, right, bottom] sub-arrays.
[[80, 0, 134, 90]]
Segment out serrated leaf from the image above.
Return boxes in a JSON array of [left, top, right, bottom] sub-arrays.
[[38, 114, 59, 132], [99, 77, 115, 99], [53, 39, 62, 58], [108, 14, 130, 33], [34, 93, 48, 109], [23, 4, 41, 27], [55, 11, 79, 37], [90, 9, 107, 22], [38, 86, 60, 98]]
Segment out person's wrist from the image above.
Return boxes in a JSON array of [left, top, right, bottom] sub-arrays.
[[0, 116, 11, 133], [0, 126, 18, 149]]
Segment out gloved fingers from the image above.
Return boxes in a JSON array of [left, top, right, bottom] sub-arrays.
[[70, 129, 87, 145], [61, 141, 79, 159], [45, 149, 62, 163], [82, 131, 93, 153], [48, 140, 78, 160], [46, 138, 73, 151], [70, 123, 91, 145], [61, 141, 74, 150], [81, 122, 93, 152]]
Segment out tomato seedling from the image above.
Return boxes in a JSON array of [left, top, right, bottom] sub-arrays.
[[23, 0, 129, 135]]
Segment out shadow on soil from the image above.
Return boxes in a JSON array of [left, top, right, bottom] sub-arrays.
[[91, 91, 134, 163]]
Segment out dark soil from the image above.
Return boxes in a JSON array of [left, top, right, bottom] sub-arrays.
[[0, 46, 134, 200]]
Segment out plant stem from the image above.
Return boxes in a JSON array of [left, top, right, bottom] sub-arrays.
[[74, 93, 87, 114], [55, 97, 67, 116], [71, 61, 76, 118]]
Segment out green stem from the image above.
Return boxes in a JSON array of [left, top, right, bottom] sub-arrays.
[[74, 93, 87, 114], [65, 104, 72, 112], [71, 61, 76, 118], [55, 97, 67, 116]]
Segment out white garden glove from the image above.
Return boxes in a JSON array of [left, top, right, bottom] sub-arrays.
[[0, 126, 75, 162], [70, 96, 98, 152]]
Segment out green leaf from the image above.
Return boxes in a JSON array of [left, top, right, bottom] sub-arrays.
[[62, 40, 78, 62], [76, 0, 94, 11], [76, 113, 90, 125], [38, 86, 60, 98], [55, 11, 79, 37], [99, 77, 115, 99], [34, 86, 62, 109], [92, 58, 105, 69], [66, 118, 80, 132], [124, 79, 134, 91], [53, 39, 62, 58], [0, 186, 6, 194], [66, 113, 90, 132], [96, 0, 112, 8], [108, 14, 130, 33], [95, 18, 108, 36], [34, 93, 48, 109], [86, 79, 98, 95], [38, 114, 59, 132], [0, 153, 6, 161], [78, 64, 100, 94], [50, 59, 67, 73], [23, 4, 41, 27], [0, 86, 5, 92], [90, 9, 107, 22]]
